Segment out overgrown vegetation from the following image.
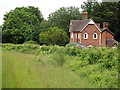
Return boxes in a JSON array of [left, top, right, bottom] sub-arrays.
[[3, 50, 90, 88], [40, 27, 68, 45], [2, 43, 119, 88], [23, 40, 38, 44]]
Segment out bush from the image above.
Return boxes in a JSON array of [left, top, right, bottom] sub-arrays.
[[23, 40, 38, 44], [40, 27, 68, 46], [2, 43, 118, 88]]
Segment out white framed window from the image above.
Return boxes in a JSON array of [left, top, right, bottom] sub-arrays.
[[93, 33, 98, 39], [84, 33, 88, 39], [71, 33, 73, 38]]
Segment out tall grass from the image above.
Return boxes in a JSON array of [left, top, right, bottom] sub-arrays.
[[2, 50, 90, 88], [2, 43, 119, 88]]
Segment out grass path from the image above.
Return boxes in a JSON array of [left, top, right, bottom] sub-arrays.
[[2, 50, 89, 88]]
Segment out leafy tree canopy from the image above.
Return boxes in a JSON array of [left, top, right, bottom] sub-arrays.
[[2, 6, 44, 44], [48, 6, 82, 35], [40, 20, 51, 33], [40, 27, 69, 46], [81, 0, 99, 19]]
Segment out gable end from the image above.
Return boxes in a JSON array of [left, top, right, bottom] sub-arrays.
[[81, 20, 101, 32]]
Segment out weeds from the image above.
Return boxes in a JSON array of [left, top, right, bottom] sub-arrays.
[[2, 43, 119, 88]]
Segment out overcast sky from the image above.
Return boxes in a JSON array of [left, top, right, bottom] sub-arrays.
[[0, 0, 102, 25]]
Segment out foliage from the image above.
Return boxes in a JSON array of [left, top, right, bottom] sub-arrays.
[[23, 40, 38, 44], [53, 52, 65, 67], [0, 26, 2, 43], [2, 6, 43, 44], [48, 6, 82, 35], [40, 27, 69, 46], [3, 50, 88, 88], [81, 0, 99, 19], [40, 20, 51, 33], [1, 43, 119, 88]]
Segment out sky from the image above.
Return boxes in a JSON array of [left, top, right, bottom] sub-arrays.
[[0, 0, 102, 25]]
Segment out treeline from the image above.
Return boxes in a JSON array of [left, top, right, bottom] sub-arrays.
[[2, 1, 120, 45]]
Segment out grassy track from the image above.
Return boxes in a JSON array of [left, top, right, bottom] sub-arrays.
[[2, 50, 89, 88]]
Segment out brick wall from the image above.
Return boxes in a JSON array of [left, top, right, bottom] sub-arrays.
[[69, 25, 114, 47], [81, 25, 101, 46], [101, 30, 114, 47]]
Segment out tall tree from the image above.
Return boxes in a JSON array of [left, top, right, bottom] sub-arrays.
[[40, 20, 51, 32], [2, 6, 43, 44], [92, 2, 119, 41], [81, 0, 99, 19], [48, 6, 82, 35]]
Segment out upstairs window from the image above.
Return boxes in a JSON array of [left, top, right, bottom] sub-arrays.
[[93, 33, 98, 39], [84, 33, 88, 39]]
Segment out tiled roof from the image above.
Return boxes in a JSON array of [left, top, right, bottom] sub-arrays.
[[69, 19, 114, 36], [69, 19, 91, 32], [106, 39, 118, 47]]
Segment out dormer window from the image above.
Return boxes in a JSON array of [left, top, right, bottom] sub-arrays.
[[93, 33, 97, 39], [84, 33, 88, 39]]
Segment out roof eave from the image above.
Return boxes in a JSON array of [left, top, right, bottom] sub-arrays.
[[102, 28, 115, 36]]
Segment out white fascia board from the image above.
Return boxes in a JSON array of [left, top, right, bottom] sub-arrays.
[[88, 20, 95, 24]]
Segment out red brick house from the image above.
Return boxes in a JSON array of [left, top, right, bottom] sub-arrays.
[[69, 12, 118, 47]]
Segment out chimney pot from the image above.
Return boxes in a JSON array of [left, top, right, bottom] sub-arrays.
[[103, 22, 108, 28], [82, 11, 88, 20]]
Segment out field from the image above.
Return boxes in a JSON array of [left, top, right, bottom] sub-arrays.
[[2, 43, 119, 88]]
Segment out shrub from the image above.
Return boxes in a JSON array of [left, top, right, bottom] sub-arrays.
[[2, 43, 118, 88], [40, 27, 68, 46], [23, 40, 38, 44]]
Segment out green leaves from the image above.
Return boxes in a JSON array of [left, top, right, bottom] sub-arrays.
[[40, 27, 69, 46], [2, 6, 43, 44], [48, 7, 82, 35]]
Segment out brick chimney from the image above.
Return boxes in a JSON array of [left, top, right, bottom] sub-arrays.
[[103, 22, 108, 28], [96, 23, 100, 28], [82, 11, 88, 20]]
